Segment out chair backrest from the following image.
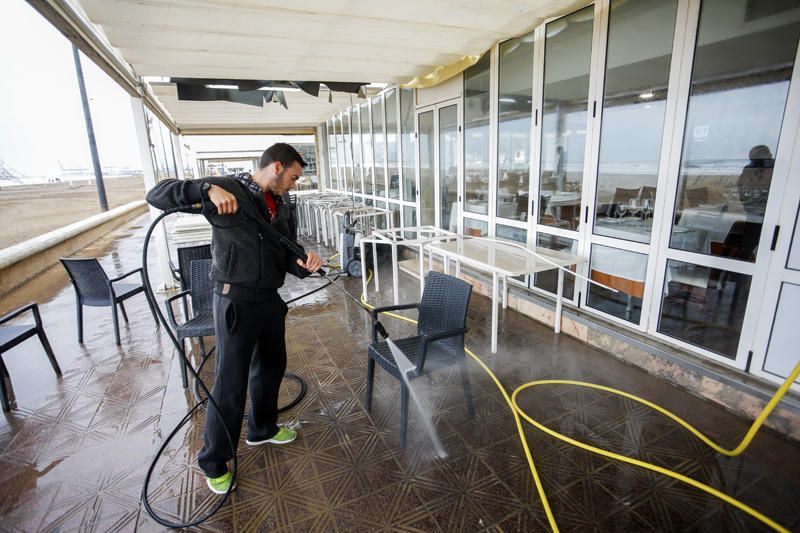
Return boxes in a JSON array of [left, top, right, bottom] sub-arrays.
[[418, 272, 473, 353], [189, 259, 214, 316], [177, 244, 212, 291], [60, 258, 111, 305]]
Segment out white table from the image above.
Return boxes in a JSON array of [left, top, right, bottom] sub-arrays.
[[359, 226, 459, 306], [427, 238, 585, 353]]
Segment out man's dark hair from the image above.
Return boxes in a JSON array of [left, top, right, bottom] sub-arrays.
[[259, 143, 307, 170]]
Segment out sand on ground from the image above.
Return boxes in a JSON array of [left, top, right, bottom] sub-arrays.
[[0, 176, 148, 249]]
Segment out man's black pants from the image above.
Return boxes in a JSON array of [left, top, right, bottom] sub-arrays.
[[199, 290, 288, 478]]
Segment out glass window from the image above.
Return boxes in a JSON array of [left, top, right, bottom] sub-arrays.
[[352, 108, 363, 194], [533, 233, 576, 299], [440, 105, 459, 232], [372, 96, 387, 197], [400, 88, 416, 202], [659, 259, 752, 358], [375, 200, 387, 229], [538, 6, 594, 231], [497, 224, 527, 243], [464, 53, 491, 215], [464, 218, 488, 237], [587, 245, 647, 324], [360, 102, 373, 195], [342, 111, 353, 192], [403, 205, 417, 230], [328, 119, 338, 190], [336, 115, 346, 191], [789, 204, 800, 271], [419, 110, 435, 226], [389, 201, 401, 229], [497, 37, 533, 222], [671, 0, 800, 261], [593, 0, 678, 243], [386, 89, 400, 199]]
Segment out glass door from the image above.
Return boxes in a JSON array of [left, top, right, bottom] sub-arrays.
[[416, 100, 462, 230]]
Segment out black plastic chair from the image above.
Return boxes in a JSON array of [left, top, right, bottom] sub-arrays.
[[0, 303, 61, 411], [60, 258, 158, 346], [165, 259, 214, 389], [366, 271, 474, 447]]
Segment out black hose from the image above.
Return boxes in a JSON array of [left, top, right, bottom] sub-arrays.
[[140, 205, 320, 528]]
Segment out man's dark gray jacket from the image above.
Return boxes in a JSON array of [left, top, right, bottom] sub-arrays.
[[146, 176, 308, 295]]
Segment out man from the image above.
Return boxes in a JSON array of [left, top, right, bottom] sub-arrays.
[[147, 143, 323, 494]]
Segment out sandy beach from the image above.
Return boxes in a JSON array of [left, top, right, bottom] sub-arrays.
[[0, 176, 147, 249]]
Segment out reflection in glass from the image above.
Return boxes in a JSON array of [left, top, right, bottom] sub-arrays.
[[372, 96, 387, 197], [360, 102, 373, 195], [587, 245, 647, 324], [464, 218, 488, 237], [497, 38, 533, 222], [538, 6, 594, 231], [352, 107, 363, 194], [497, 225, 526, 243], [386, 89, 400, 199], [400, 88, 416, 202], [533, 233, 575, 299], [439, 105, 459, 232], [342, 111, 354, 192], [659, 259, 752, 358], [464, 53, 491, 214], [419, 111, 435, 226], [593, 0, 677, 243], [671, 0, 800, 261]]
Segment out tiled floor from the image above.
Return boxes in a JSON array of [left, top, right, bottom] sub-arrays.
[[0, 214, 799, 532]]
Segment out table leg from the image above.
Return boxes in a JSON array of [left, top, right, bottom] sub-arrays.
[[492, 273, 499, 353], [418, 244, 425, 298], [391, 242, 399, 305], [428, 249, 433, 273], [555, 268, 564, 334], [455, 259, 461, 278], [443, 256, 450, 275], [503, 276, 508, 309], [360, 240, 368, 304], [372, 241, 379, 291]]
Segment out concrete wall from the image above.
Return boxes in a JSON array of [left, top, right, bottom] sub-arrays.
[[0, 201, 148, 296]]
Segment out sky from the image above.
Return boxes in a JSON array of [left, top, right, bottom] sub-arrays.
[[0, 0, 140, 178]]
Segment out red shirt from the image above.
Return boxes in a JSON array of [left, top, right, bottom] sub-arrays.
[[263, 192, 277, 221]]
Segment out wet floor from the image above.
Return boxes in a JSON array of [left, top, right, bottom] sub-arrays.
[[0, 214, 798, 532]]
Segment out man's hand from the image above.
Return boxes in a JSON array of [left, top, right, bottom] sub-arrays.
[[297, 251, 323, 272], [208, 184, 238, 215]]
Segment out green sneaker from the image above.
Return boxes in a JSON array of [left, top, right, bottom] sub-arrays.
[[206, 471, 236, 495], [246, 426, 297, 446]]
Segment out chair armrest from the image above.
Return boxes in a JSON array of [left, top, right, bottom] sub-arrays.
[[422, 327, 467, 346], [369, 302, 419, 320], [164, 290, 190, 328], [0, 303, 38, 326], [109, 267, 143, 284]]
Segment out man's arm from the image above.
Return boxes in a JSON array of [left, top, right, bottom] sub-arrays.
[[146, 178, 239, 215]]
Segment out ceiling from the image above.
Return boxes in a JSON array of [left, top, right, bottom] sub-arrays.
[[32, 0, 585, 133]]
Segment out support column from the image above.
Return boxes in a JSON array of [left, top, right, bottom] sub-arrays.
[[131, 96, 175, 290]]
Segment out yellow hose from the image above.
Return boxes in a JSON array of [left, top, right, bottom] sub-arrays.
[[357, 270, 796, 532]]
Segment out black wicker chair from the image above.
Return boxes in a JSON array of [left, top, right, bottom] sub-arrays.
[[165, 259, 214, 389], [176, 244, 212, 318], [0, 303, 62, 411], [60, 258, 158, 346], [366, 271, 474, 447]]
